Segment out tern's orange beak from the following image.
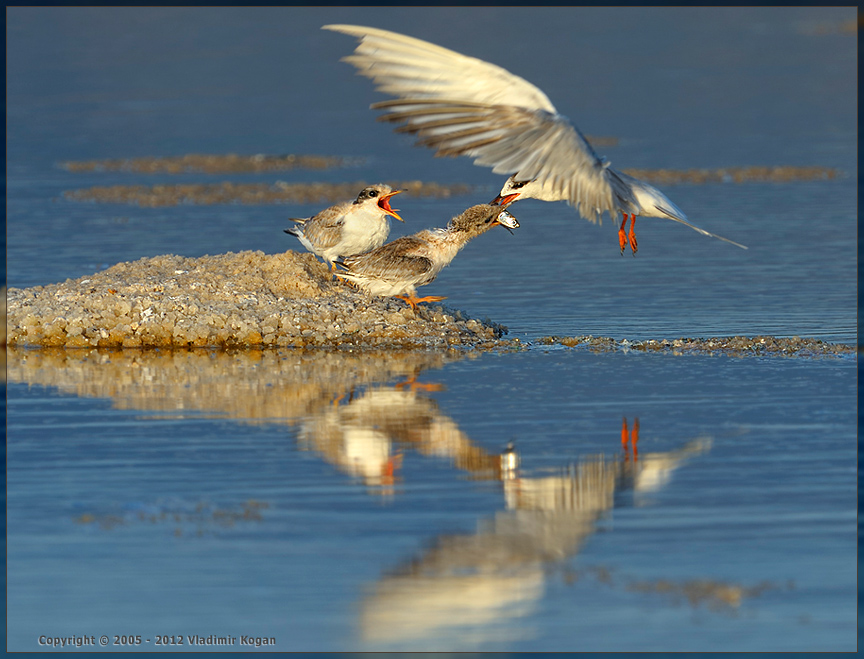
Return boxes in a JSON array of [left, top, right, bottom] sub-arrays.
[[494, 192, 520, 207], [378, 190, 403, 221]]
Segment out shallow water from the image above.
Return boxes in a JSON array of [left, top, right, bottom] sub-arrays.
[[6, 347, 857, 651], [5, 7, 858, 652]]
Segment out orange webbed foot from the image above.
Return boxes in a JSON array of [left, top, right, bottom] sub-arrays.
[[619, 213, 630, 255], [619, 213, 638, 255], [394, 295, 447, 310], [413, 295, 447, 306], [330, 261, 347, 282]]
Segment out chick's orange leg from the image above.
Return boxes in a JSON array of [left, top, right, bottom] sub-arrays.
[[395, 295, 447, 310], [413, 295, 447, 306]]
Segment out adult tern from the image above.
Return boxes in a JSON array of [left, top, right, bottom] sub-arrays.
[[322, 24, 746, 254]]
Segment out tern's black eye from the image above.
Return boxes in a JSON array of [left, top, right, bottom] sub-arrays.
[[368, 190, 378, 197]]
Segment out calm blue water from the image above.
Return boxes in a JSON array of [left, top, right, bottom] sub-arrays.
[[5, 7, 858, 652]]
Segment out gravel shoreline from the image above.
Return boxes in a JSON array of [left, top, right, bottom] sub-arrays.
[[5, 250, 507, 349], [4, 250, 855, 357]]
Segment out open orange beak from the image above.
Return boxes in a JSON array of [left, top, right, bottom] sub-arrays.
[[491, 192, 520, 207], [378, 190, 403, 221]]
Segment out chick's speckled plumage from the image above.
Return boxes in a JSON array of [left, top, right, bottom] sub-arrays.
[[284, 184, 403, 264], [338, 204, 518, 300]]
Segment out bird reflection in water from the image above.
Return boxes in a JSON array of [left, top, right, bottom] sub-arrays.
[[6, 348, 743, 647], [296, 375, 504, 496], [294, 381, 715, 647], [353, 413, 713, 648]]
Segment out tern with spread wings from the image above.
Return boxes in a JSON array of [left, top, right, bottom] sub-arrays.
[[323, 24, 746, 254]]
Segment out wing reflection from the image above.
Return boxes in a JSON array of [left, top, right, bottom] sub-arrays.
[[360, 419, 712, 648]]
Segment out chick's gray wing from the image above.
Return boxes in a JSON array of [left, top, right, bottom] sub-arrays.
[[301, 206, 349, 249], [343, 236, 435, 283]]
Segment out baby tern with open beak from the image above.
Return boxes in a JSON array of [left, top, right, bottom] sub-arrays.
[[284, 184, 404, 268]]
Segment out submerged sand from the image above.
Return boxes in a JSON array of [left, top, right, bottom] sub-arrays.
[[536, 335, 855, 358], [64, 180, 476, 207]]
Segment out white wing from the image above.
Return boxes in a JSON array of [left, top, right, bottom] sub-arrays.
[[323, 23, 557, 111], [323, 24, 624, 223]]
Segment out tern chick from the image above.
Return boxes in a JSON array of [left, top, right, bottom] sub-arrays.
[[336, 203, 519, 309], [284, 184, 403, 268]]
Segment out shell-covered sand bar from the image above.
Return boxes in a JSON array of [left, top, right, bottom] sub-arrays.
[[4, 249, 855, 356], [5, 250, 508, 350]]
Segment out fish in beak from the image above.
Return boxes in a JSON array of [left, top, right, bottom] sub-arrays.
[[493, 209, 520, 234]]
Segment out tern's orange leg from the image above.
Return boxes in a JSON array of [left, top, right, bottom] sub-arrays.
[[621, 416, 640, 462], [394, 295, 447, 310], [621, 417, 630, 452], [381, 451, 403, 485], [628, 215, 638, 254], [618, 214, 630, 254]]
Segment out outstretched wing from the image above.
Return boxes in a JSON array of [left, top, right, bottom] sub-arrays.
[[323, 23, 557, 111], [375, 99, 620, 223], [323, 24, 620, 223]]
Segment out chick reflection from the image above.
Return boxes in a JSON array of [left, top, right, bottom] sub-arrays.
[[297, 378, 503, 494], [360, 418, 712, 648]]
